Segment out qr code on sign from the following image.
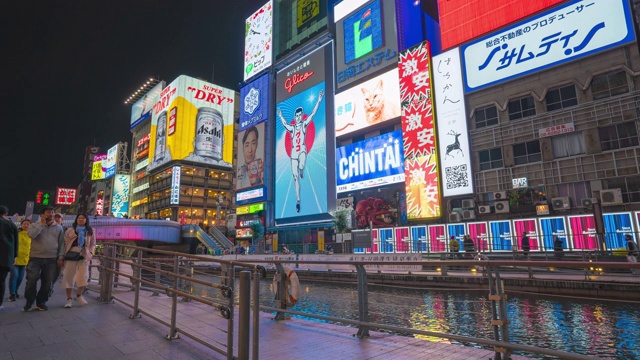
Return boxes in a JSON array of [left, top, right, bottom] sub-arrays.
[[445, 165, 469, 189]]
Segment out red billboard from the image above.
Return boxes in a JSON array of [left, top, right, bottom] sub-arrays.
[[55, 187, 77, 206], [438, 0, 565, 50]]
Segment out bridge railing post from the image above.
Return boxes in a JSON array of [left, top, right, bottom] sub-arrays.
[[355, 264, 369, 338], [487, 265, 511, 360], [99, 245, 115, 302]]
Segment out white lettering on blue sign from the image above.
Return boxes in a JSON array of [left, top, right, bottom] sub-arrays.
[[339, 140, 401, 180], [462, 0, 634, 92]]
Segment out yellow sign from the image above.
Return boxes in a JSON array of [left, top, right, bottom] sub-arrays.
[[536, 204, 550, 216], [318, 230, 325, 252], [236, 205, 250, 215], [297, 0, 320, 27], [147, 75, 235, 172], [91, 161, 104, 180]]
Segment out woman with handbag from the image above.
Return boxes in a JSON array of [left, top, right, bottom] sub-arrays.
[[62, 214, 96, 308]]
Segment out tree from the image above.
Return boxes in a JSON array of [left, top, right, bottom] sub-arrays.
[[333, 210, 350, 234], [249, 222, 265, 252]]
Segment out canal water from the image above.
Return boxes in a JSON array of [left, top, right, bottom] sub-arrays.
[[256, 278, 640, 360]]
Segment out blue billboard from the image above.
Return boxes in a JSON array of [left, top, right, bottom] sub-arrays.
[[336, 130, 405, 193], [461, 0, 635, 92], [603, 212, 635, 250], [539, 216, 568, 251], [239, 73, 270, 131], [490, 220, 512, 251]]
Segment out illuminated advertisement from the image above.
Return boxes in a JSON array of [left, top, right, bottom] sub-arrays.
[[170, 166, 181, 205], [275, 44, 334, 222], [433, 48, 473, 197], [539, 216, 568, 251], [462, 0, 635, 93], [36, 190, 53, 206], [104, 144, 118, 179], [273, 0, 328, 60], [136, 134, 151, 160], [568, 215, 598, 250], [398, 41, 441, 220], [91, 154, 107, 181], [334, 0, 398, 88], [438, 0, 565, 50], [603, 212, 635, 250], [83, 146, 100, 181], [467, 222, 489, 252], [447, 223, 465, 250], [237, 122, 266, 191], [239, 73, 270, 131], [428, 224, 446, 252], [244, 0, 273, 81], [95, 190, 105, 216], [513, 218, 539, 251], [236, 187, 266, 205], [334, 68, 401, 137], [147, 75, 235, 171], [336, 130, 404, 193], [637, 211, 640, 237], [489, 220, 512, 251], [55, 188, 77, 206], [130, 82, 164, 130], [111, 175, 130, 217], [411, 225, 427, 252]]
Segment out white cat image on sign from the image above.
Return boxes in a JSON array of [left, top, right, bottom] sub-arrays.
[[335, 68, 402, 137]]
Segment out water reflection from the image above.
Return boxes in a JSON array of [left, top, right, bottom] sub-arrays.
[[195, 277, 640, 359]]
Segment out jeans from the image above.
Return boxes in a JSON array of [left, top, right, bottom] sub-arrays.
[[10, 265, 26, 295], [25, 258, 58, 306], [0, 267, 9, 306]]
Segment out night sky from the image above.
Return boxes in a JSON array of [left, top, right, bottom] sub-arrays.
[[2, 0, 268, 214]]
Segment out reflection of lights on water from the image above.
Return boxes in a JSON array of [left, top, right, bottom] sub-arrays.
[[305, 287, 310, 293]]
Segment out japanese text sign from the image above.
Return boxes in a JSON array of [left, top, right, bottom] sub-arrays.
[[462, 0, 635, 92]]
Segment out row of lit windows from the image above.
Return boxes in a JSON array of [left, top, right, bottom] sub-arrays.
[[474, 71, 629, 129]]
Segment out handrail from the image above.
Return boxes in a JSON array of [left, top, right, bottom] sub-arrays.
[[96, 243, 635, 360]]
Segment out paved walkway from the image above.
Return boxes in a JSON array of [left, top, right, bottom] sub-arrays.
[[0, 280, 532, 360]]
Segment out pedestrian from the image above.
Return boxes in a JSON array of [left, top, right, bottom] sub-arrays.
[[49, 213, 66, 296], [62, 214, 96, 308], [463, 235, 476, 259], [626, 234, 639, 275], [553, 236, 564, 259], [0, 205, 19, 310], [449, 236, 460, 259], [9, 219, 31, 302], [24, 206, 65, 312], [521, 233, 531, 258]]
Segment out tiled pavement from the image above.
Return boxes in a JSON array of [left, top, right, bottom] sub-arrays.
[[0, 281, 533, 360]]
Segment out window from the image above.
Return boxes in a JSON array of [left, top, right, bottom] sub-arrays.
[[513, 140, 541, 165], [605, 176, 640, 203], [552, 132, 586, 158], [591, 71, 629, 100], [546, 85, 578, 111], [556, 182, 592, 206], [474, 105, 498, 129], [508, 96, 536, 120], [479, 147, 503, 170], [599, 122, 639, 151]]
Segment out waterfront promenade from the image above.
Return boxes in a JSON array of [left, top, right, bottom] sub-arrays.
[[0, 281, 533, 360]]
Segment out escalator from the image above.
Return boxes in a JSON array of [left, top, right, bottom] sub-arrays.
[[181, 224, 233, 252]]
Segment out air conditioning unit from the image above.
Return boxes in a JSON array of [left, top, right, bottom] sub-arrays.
[[495, 201, 510, 213], [551, 197, 571, 210], [582, 198, 598, 208], [462, 210, 476, 220], [449, 213, 462, 222], [461, 199, 475, 209], [600, 188, 623, 206], [493, 191, 507, 200], [478, 205, 493, 214]]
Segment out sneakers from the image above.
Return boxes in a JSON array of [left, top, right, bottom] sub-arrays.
[[23, 303, 33, 312], [64, 298, 73, 308], [76, 295, 88, 306], [0, 305, 4, 310], [8, 294, 16, 302], [36, 304, 48, 311]]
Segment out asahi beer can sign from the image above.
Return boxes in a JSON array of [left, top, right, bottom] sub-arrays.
[[194, 107, 223, 160], [147, 75, 235, 171]]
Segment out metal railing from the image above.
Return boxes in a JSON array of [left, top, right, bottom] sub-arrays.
[[94, 244, 640, 360]]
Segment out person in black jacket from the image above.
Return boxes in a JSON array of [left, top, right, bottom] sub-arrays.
[[521, 233, 531, 258], [626, 234, 639, 275], [463, 235, 476, 259], [553, 236, 564, 259], [0, 205, 19, 310]]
